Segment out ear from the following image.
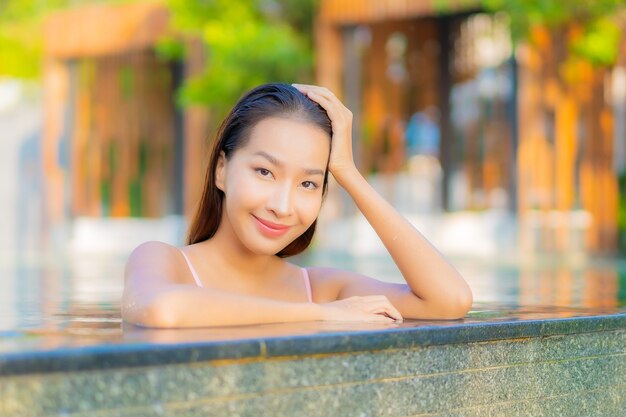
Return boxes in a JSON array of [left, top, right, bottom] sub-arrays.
[[215, 151, 226, 191]]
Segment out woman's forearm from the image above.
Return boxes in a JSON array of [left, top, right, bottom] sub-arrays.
[[124, 286, 322, 328], [334, 167, 473, 313]]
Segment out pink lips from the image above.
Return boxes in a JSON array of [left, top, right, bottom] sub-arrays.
[[252, 215, 291, 237]]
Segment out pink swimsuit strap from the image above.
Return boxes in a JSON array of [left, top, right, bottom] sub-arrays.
[[179, 249, 203, 287], [302, 267, 313, 303]]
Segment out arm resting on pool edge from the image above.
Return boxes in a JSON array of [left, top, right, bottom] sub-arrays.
[[123, 242, 394, 328], [123, 284, 405, 328], [122, 284, 323, 328], [306, 267, 470, 321], [121, 241, 324, 328], [121, 242, 319, 328]]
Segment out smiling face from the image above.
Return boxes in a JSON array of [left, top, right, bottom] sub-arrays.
[[215, 116, 331, 256]]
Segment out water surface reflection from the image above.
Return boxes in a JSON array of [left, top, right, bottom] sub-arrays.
[[1, 251, 624, 334]]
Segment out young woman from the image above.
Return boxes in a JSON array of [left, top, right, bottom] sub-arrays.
[[122, 83, 473, 328]]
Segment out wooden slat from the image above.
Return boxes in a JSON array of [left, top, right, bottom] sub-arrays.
[[44, 2, 169, 59], [319, 0, 481, 24], [517, 25, 619, 253]]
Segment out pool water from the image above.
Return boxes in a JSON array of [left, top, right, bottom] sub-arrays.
[[1, 249, 624, 334], [1, 249, 624, 417]]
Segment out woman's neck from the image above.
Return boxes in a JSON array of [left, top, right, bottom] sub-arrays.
[[198, 222, 284, 281]]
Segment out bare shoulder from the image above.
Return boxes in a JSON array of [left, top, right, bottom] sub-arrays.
[[122, 241, 189, 325], [128, 240, 180, 258], [125, 241, 186, 287], [126, 241, 181, 269]]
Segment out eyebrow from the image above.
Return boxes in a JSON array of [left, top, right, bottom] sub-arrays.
[[253, 151, 325, 176]]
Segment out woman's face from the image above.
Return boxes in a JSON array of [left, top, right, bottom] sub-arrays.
[[215, 116, 330, 255]]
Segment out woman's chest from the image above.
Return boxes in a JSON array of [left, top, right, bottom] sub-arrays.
[[193, 266, 311, 303]]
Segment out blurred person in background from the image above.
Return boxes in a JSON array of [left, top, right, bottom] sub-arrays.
[[405, 106, 440, 159]]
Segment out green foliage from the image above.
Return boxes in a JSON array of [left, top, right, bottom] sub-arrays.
[[481, 0, 625, 67], [618, 172, 626, 253], [0, 25, 42, 78], [433, 0, 481, 15], [154, 36, 186, 61], [0, 0, 51, 78], [0, 0, 133, 78], [1, 0, 317, 113], [571, 17, 621, 67], [164, 0, 317, 114]]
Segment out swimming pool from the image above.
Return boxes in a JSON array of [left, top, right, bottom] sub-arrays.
[[1, 251, 624, 416]]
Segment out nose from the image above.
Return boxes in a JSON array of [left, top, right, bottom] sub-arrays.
[[266, 183, 294, 218]]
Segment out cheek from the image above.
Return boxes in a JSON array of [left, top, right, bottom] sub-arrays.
[[297, 194, 323, 223], [225, 170, 264, 206]]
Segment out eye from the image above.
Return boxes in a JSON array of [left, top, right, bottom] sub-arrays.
[[255, 167, 273, 178], [302, 181, 318, 190]]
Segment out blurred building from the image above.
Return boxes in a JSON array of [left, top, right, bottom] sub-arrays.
[[316, 0, 626, 254], [42, 2, 208, 240], [39, 0, 626, 256], [316, 0, 514, 210]]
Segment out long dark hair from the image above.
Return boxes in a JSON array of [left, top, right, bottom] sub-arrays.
[[187, 83, 332, 257]]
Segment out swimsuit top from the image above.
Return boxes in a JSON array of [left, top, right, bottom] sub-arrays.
[[179, 249, 313, 303]]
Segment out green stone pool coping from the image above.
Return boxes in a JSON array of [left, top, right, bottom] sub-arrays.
[[1, 313, 624, 377]]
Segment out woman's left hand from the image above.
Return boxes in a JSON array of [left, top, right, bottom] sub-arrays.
[[292, 84, 357, 180]]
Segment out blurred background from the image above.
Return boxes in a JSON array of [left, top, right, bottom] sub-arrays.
[[1, 0, 625, 330]]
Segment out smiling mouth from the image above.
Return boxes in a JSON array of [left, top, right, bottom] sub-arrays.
[[252, 215, 292, 237]]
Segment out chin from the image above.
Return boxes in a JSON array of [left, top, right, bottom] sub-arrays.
[[242, 236, 293, 257], [249, 245, 289, 257], [254, 233, 306, 257]]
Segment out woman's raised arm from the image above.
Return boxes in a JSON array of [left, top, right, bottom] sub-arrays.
[[293, 84, 473, 320]]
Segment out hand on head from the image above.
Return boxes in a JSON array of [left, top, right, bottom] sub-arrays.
[[292, 84, 356, 180]]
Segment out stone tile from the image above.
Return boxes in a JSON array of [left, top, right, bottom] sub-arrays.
[[408, 385, 626, 417], [261, 321, 544, 358], [166, 354, 620, 415], [535, 355, 625, 396], [16, 378, 626, 417], [3, 314, 624, 376], [0, 339, 263, 376], [2, 333, 623, 416], [540, 314, 626, 336], [148, 374, 625, 417], [536, 330, 625, 361]]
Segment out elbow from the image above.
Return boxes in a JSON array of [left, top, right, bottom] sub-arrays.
[[426, 287, 473, 320], [445, 287, 473, 320], [122, 294, 179, 328], [143, 300, 179, 328]]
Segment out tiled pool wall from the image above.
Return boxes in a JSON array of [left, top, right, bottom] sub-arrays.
[[2, 325, 624, 417]]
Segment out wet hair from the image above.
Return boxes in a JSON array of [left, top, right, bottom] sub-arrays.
[[186, 82, 332, 257]]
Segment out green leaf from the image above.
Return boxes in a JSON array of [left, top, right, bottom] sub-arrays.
[[167, 0, 314, 113], [572, 18, 621, 66], [480, 0, 625, 67]]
